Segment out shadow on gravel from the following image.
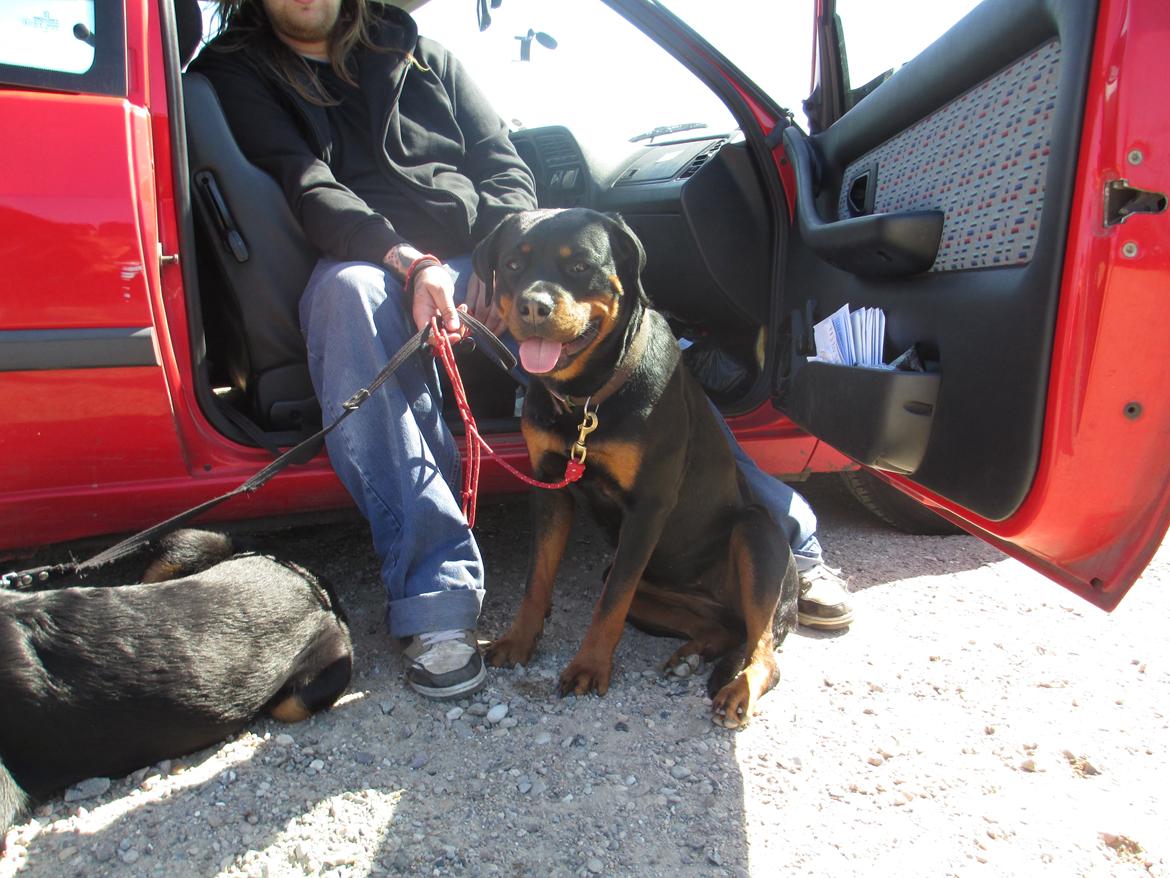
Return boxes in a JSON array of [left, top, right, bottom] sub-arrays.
[[6, 470, 1022, 876], [9, 497, 755, 876], [793, 473, 1007, 593]]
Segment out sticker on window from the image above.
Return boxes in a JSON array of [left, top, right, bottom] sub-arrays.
[[0, 1, 96, 75]]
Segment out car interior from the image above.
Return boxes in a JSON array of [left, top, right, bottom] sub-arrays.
[[170, 0, 776, 457], [167, 0, 1119, 526]]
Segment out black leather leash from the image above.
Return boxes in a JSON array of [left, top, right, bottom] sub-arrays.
[[1, 314, 515, 590]]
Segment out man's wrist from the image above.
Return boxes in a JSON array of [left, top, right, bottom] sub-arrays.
[[384, 243, 423, 283], [402, 254, 443, 299]]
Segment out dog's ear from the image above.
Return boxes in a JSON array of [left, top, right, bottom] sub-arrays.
[[472, 216, 513, 306], [603, 212, 647, 299]]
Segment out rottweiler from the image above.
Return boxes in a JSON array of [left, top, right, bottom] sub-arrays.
[[472, 208, 799, 728], [0, 529, 352, 835]]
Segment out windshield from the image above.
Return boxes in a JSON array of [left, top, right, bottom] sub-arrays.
[[655, 0, 814, 127], [411, 0, 742, 145]]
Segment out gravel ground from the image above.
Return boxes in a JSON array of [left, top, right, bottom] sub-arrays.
[[3, 474, 1168, 878]]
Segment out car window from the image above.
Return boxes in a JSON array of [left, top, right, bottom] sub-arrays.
[[0, 0, 123, 95], [655, 0, 814, 130], [0, 1, 95, 75], [412, 0, 738, 148], [835, 0, 983, 97]]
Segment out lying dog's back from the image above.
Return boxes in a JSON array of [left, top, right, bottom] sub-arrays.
[[0, 534, 351, 831]]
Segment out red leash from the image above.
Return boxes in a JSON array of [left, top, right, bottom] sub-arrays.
[[429, 318, 586, 527]]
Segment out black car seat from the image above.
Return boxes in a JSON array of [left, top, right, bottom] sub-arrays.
[[175, 0, 319, 432]]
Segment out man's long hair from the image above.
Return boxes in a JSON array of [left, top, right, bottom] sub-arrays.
[[207, 0, 383, 105]]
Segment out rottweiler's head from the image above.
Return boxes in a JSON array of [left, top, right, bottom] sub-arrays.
[[472, 208, 647, 381]]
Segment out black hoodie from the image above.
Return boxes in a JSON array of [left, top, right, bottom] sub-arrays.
[[191, 5, 537, 263]]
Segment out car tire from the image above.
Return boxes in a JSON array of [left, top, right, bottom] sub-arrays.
[[840, 470, 965, 536]]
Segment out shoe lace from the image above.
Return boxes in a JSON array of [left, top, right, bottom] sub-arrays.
[[803, 564, 844, 582], [417, 628, 466, 647], [411, 629, 474, 671]]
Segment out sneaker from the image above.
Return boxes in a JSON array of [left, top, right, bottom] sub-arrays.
[[798, 564, 853, 630], [403, 629, 487, 699]]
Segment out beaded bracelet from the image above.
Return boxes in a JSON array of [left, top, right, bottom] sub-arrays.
[[403, 254, 443, 297]]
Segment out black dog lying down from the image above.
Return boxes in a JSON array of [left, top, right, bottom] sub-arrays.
[[0, 530, 352, 835]]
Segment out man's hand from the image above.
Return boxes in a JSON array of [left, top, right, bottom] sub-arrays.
[[410, 264, 464, 343], [464, 272, 507, 337]]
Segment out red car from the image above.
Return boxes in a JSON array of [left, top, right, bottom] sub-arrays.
[[1, 0, 1166, 612]]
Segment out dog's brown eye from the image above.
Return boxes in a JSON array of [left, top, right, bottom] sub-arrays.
[[569, 261, 588, 273], [505, 259, 522, 271]]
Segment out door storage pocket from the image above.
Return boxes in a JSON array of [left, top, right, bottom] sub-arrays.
[[786, 362, 941, 474]]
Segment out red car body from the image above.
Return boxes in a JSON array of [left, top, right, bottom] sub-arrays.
[[1, 0, 1167, 612]]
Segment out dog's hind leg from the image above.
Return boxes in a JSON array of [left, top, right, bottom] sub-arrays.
[[141, 529, 236, 583], [627, 583, 740, 670], [709, 506, 800, 729], [267, 627, 354, 723]]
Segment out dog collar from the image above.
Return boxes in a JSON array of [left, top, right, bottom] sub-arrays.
[[547, 315, 650, 415]]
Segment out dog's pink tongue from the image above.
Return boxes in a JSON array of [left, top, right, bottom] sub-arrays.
[[519, 338, 563, 373]]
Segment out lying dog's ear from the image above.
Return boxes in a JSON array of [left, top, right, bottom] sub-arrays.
[[603, 212, 647, 299], [472, 216, 513, 306]]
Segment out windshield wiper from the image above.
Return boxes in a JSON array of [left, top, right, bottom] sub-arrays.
[[628, 122, 709, 143]]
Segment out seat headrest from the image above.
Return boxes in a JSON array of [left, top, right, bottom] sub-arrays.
[[175, 0, 204, 68]]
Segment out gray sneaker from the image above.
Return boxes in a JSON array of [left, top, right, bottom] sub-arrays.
[[798, 565, 853, 630], [404, 629, 486, 699]]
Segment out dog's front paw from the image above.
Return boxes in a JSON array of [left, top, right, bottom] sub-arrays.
[[711, 675, 756, 729], [484, 629, 539, 668], [557, 653, 613, 697]]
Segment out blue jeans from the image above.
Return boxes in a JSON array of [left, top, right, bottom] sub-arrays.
[[715, 411, 823, 573], [300, 256, 483, 638], [299, 255, 822, 638]]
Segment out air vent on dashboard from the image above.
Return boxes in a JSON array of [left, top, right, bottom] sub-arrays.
[[533, 131, 577, 167], [677, 139, 726, 179]]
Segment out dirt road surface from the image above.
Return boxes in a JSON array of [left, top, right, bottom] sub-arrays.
[[3, 474, 1167, 877]]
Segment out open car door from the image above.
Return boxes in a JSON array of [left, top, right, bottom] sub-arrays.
[[772, 0, 1169, 610]]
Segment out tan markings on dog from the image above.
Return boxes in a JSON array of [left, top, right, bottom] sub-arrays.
[[520, 242, 533, 254], [496, 293, 513, 321], [711, 533, 783, 727], [609, 274, 624, 295], [546, 297, 622, 381], [604, 291, 621, 322], [269, 694, 312, 723], [522, 419, 567, 469], [140, 560, 181, 584], [558, 245, 573, 258], [588, 440, 643, 492]]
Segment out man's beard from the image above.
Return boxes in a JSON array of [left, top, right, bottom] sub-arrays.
[[271, 5, 339, 47]]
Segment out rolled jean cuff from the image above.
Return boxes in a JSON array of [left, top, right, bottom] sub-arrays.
[[386, 586, 486, 638], [793, 535, 824, 573]]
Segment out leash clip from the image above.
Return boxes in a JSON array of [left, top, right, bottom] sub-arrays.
[[568, 400, 598, 464], [343, 388, 371, 410]]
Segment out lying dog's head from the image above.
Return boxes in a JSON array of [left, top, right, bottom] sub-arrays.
[[473, 209, 647, 381]]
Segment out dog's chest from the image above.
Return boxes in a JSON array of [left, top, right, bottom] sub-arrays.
[[521, 416, 644, 496]]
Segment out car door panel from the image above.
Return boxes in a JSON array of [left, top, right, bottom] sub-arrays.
[[775, 0, 1170, 607]]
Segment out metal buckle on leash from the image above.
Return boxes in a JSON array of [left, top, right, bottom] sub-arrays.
[[568, 399, 598, 464], [342, 388, 371, 410]]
